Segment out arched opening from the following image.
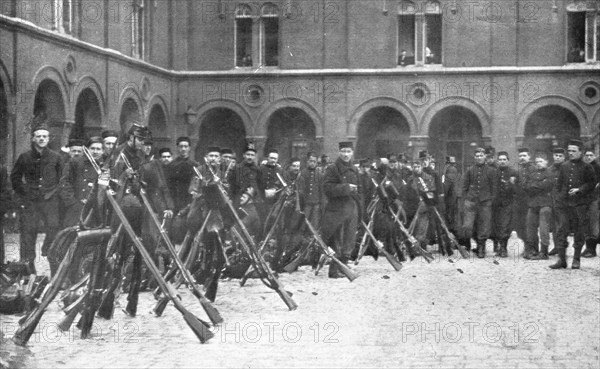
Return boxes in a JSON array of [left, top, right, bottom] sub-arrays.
[[0, 77, 8, 164], [197, 108, 247, 160], [524, 105, 581, 158], [33, 79, 66, 150], [119, 98, 141, 143], [72, 88, 102, 139], [356, 107, 410, 160], [148, 104, 169, 152], [265, 107, 316, 165], [429, 106, 483, 172]]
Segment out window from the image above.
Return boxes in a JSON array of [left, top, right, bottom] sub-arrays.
[[52, 0, 75, 34], [567, 1, 599, 62], [132, 0, 146, 59], [235, 4, 253, 67], [261, 4, 279, 66], [235, 3, 279, 67], [397, 1, 442, 66]]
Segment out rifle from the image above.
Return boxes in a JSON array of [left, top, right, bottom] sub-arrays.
[[314, 254, 329, 276], [360, 221, 403, 271], [57, 292, 86, 331], [431, 207, 469, 259], [301, 214, 359, 281], [96, 225, 125, 320], [355, 202, 378, 265], [207, 165, 297, 310], [282, 236, 317, 273], [139, 189, 223, 325], [239, 190, 288, 286], [106, 190, 214, 343], [371, 178, 434, 263], [13, 230, 80, 346]]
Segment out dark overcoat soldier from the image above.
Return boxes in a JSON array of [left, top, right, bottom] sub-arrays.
[[513, 148, 535, 243], [11, 117, 63, 268], [0, 163, 13, 266], [548, 147, 566, 256], [321, 142, 363, 278], [550, 140, 596, 270], [523, 154, 554, 260]]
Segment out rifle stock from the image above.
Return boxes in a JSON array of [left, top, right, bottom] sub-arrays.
[[208, 165, 297, 310], [57, 292, 87, 331], [361, 221, 402, 271], [106, 190, 214, 343], [140, 190, 223, 325], [302, 217, 358, 282]]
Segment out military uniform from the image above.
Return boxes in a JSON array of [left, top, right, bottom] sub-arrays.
[[228, 159, 263, 237], [59, 156, 100, 227], [492, 165, 517, 257], [461, 162, 497, 257], [297, 165, 324, 229], [11, 146, 63, 261], [523, 166, 554, 258], [0, 164, 13, 265], [513, 161, 535, 242], [168, 156, 198, 214], [259, 162, 283, 220], [552, 152, 596, 269], [406, 169, 437, 248], [582, 159, 600, 257], [321, 155, 363, 272]]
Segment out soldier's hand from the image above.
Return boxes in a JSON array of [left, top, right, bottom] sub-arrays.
[[125, 168, 135, 178], [568, 188, 580, 196], [349, 184, 357, 193], [163, 210, 173, 219], [81, 199, 87, 204]]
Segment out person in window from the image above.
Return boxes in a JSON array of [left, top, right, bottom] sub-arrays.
[[425, 47, 434, 64], [398, 49, 414, 66]]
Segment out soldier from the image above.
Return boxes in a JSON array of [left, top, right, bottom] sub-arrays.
[[158, 148, 173, 165], [321, 142, 362, 278], [461, 147, 497, 258], [59, 136, 103, 229], [67, 138, 85, 159], [550, 139, 596, 269], [358, 158, 375, 219], [492, 151, 517, 258], [581, 147, 600, 258], [259, 149, 283, 221], [523, 153, 554, 260], [101, 129, 119, 157], [420, 151, 447, 254], [406, 160, 439, 253], [142, 138, 154, 161], [443, 156, 460, 235], [227, 142, 263, 237], [168, 137, 198, 216], [514, 147, 534, 248], [548, 147, 566, 256], [187, 146, 228, 301], [11, 117, 63, 271], [297, 152, 324, 229]]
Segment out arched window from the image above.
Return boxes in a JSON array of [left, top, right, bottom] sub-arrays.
[[261, 3, 279, 66], [566, 1, 599, 62], [235, 4, 254, 67]]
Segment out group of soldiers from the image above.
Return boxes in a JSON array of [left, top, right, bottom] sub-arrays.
[[1, 115, 599, 306]]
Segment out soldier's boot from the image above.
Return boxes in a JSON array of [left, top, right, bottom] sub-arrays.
[[530, 244, 549, 260], [493, 240, 499, 253], [477, 240, 486, 259], [581, 238, 597, 258], [572, 246, 582, 269], [549, 248, 567, 269]]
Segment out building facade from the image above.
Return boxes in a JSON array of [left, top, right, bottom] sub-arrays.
[[1, 0, 599, 171]]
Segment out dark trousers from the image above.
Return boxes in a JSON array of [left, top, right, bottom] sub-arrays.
[[525, 206, 552, 253], [19, 197, 60, 261], [304, 203, 321, 233], [321, 203, 358, 260], [555, 204, 588, 250], [493, 202, 513, 241], [0, 217, 4, 264], [512, 197, 528, 240], [462, 199, 492, 241]]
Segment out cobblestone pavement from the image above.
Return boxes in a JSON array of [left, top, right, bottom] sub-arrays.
[[1, 234, 599, 369]]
